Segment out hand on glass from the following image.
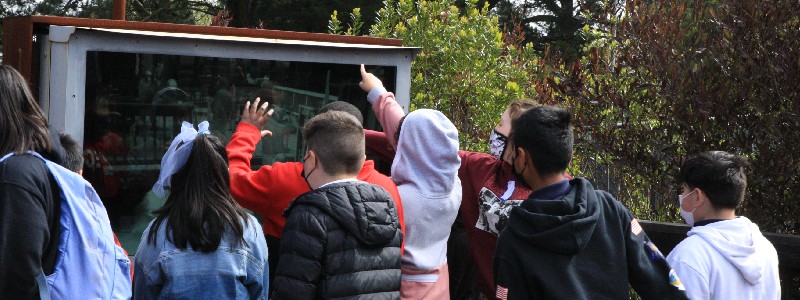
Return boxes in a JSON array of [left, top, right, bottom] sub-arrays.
[[241, 97, 273, 137]]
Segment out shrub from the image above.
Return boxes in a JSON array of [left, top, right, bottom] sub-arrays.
[[531, 0, 800, 231], [334, 0, 800, 234], [332, 0, 535, 151]]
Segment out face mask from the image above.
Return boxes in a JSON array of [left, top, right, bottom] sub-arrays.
[[489, 130, 508, 159], [511, 150, 532, 190], [678, 189, 697, 225], [301, 154, 316, 190]]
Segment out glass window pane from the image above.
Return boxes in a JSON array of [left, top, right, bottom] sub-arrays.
[[84, 51, 397, 254]]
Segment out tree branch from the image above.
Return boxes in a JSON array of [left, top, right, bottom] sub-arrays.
[[522, 14, 560, 24], [522, 0, 562, 14], [559, 0, 574, 13], [132, 0, 152, 17], [186, 1, 219, 16]]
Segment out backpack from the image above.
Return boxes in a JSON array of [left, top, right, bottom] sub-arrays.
[[0, 152, 132, 299]]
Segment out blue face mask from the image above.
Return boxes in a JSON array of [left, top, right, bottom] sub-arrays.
[[489, 130, 508, 159]]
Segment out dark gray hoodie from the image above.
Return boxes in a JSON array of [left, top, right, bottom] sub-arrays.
[[493, 178, 688, 299]]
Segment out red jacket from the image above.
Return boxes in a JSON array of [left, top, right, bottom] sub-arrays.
[[227, 122, 405, 242], [455, 151, 531, 297]]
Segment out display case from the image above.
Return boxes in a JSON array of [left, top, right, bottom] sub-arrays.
[[3, 16, 419, 254]]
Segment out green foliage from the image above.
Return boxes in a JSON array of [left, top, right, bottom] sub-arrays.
[[328, 10, 344, 34], [345, 8, 363, 36], [0, 0, 219, 63], [337, 0, 799, 240], [624, 0, 800, 233], [493, 0, 616, 60], [225, 0, 383, 32], [124, 0, 218, 24], [339, 0, 535, 151], [329, 8, 365, 36], [0, 0, 217, 23], [530, 0, 800, 232], [0, 0, 219, 62], [0, 0, 89, 17]]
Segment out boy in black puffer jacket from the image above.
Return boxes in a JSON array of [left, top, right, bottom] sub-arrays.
[[272, 110, 402, 299]]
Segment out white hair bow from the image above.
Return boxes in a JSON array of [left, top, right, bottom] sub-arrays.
[[152, 121, 210, 198]]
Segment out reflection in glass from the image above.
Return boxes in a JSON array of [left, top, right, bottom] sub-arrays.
[[84, 51, 396, 254]]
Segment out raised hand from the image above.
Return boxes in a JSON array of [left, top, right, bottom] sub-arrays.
[[240, 97, 274, 137], [359, 64, 384, 93]]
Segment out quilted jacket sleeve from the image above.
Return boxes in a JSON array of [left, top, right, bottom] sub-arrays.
[[271, 206, 328, 299]]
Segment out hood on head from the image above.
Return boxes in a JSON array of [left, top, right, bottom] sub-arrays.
[[288, 182, 399, 247], [391, 109, 460, 197], [507, 178, 598, 254], [688, 217, 768, 284]]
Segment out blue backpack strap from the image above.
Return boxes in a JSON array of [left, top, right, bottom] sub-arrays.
[[0, 153, 15, 163], [37, 270, 51, 300]]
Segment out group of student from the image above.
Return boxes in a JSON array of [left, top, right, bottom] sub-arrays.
[[0, 62, 781, 299]]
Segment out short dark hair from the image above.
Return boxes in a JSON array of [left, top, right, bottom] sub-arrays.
[[317, 101, 364, 126], [0, 65, 52, 155], [678, 151, 748, 209], [303, 111, 365, 175], [512, 106, 574, 176], [59, 132, 83, 173]]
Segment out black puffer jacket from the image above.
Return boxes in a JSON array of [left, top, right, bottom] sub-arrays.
[[272, 181, 402, 300]]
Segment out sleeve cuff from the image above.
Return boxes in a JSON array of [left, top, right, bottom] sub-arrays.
[[235, 122, 263, 139], [367, 86, 388, 104]]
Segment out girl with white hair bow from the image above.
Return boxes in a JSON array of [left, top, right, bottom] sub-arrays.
[[134, 121, 270, 299]]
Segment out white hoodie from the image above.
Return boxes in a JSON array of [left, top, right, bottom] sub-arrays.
[[392, 109, 462, 271], [666, 217, 780, 300]]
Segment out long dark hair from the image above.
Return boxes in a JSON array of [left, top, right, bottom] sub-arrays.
[[0, 65, 52, 155], [148, 134, 249, 252]]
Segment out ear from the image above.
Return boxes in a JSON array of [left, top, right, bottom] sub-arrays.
[[306, 149, 318, 167], [520, 147, 545, 179], [694, 188, 708, 207], [515, 147, 528, 169]]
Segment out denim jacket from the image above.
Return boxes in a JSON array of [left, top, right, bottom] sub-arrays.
[[133, 214, 269, 299]]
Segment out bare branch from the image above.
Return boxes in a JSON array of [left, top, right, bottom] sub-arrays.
[[522, 14, 560, 24]]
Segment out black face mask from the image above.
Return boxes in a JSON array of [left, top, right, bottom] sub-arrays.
[[301, 154, 316, 190], [511, 150, 532, 190]]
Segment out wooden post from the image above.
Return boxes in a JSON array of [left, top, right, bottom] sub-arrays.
[[112, 0, 126, 21]]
